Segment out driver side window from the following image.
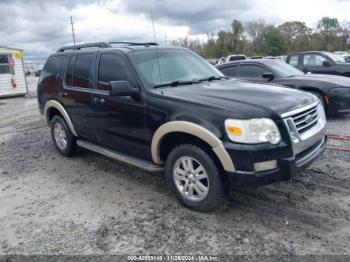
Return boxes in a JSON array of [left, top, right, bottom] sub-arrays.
[[98, 53, 136, 91], [240, 65, 266, 78], [303, 54, 327, 66]]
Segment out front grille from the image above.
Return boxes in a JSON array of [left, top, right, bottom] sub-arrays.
[[290, 105, 318, 135]]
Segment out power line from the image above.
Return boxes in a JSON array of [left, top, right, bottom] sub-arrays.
[[70, 16, 76, 46]]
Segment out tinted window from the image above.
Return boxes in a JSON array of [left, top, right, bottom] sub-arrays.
[[220, 65, 239, 77], [288, 55, 299, 67], [0, 55, 10, 74], [73, 54, 94, 88], [229, 56, 246, 61], [65, 56, 75, 86], [40, 56, 63, 85], [240, 65, 265, 78], [98, 53, 135, 91], [303, 54, 327, 66]]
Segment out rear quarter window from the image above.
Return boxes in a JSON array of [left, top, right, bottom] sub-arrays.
[[40, 56, 63, 85]]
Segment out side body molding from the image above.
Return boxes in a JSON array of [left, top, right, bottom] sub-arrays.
[[151, 121, 235, 172], [44, 100, 79, 137]]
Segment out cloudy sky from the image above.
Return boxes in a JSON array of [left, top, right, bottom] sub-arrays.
[[1, 0, 349, 60]]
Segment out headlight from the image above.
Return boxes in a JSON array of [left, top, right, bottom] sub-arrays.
[[225, 118, 281, 145]]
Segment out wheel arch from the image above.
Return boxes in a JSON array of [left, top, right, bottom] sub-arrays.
[[151, 121, 235, 173], [44, 100, 78, 137]]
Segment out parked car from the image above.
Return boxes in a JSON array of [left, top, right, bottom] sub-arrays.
[[286, 51, 350, 77], [217, 59, 350, 116], [38, 42, 326, 211], [227, 54, 247, 62]]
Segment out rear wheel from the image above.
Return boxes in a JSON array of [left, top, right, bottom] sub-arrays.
[[51, 115, 76, 156], [165, 144, 226, 212]]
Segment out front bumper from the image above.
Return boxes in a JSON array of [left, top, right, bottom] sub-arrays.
[[226, 136, 327, 187], [327, 92, 350, 115]]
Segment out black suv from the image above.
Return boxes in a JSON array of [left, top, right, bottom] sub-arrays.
[[286, 51, 350, 76], [38, 42, 327, 211]]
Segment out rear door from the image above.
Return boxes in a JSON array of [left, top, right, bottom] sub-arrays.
[[91, 52, 149, 160], [62, 53, 97, 141]]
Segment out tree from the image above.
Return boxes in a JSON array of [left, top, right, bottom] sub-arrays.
[[316, 17, 342, 51], [231, 19, 244, 53], [260, 26, 288, 56], [246, 19, 266, 54], [278, 21, 311, 51]]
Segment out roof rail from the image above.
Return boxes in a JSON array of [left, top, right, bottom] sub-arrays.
[[57, 42, 112, 52], [109, 42, 158, 46]]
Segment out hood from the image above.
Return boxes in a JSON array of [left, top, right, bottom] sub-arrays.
[[158, 79, 316, 118], [288, 73, 350, 87]]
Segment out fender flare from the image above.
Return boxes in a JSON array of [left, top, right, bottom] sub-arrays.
[[151, 121, 235, 172], [44, 100, 78, 137]]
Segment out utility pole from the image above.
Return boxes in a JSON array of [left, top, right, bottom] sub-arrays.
[[70, 16, 76, 46]]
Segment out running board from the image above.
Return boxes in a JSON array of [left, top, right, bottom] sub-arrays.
[[77, 140, 164, 172]]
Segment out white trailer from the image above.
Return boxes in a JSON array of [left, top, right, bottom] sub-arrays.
[[0, 46, 28, 98]]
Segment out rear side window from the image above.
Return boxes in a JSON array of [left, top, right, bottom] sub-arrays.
[[288, 55, 300, 67], [0, 55, 10, 74], [219, 65, 239, 77], [73, 54, 94, 88], [40, 56, 63, 85], [240, 65, 265, 78], [98, 53, 135, 91]]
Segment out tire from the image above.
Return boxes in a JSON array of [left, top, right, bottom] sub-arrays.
[[165, 144, 226, 212], [50, 115, 76, 156], [310, 91, 326, 111]]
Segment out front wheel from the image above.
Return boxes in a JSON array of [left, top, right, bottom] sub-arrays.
[[165, 144, 226, 212]]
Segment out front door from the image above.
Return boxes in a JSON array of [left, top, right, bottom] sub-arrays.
[[302, 53, 337, 74], [91, 52, 149, 160]]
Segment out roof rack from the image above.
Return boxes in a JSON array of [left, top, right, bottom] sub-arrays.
[[56, 41, 159, 52], [109, 42, 158, 46], [57, 42, 112, 52]]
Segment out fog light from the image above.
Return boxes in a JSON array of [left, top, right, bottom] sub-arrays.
[[254, 160, 277, 172]]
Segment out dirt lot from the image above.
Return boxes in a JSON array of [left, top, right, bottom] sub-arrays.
[[0, 76, 350, 256]]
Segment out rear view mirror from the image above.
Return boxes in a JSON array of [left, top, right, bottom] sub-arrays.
[[109, 81, 138, 97], [322, 60, 332, 67], [262, 72, 274, 80]]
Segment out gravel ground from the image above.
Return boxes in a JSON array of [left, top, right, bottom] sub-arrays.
[[0, 76, 350, 256]]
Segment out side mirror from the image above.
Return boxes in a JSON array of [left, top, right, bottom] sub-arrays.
[[109, 81, 138, 97], [322, 60, 332, 67], [262, 72, 274, 80]]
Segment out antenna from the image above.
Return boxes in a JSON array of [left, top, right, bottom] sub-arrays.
[[150, 9, 162, 85], [70, 16, 76, 46]]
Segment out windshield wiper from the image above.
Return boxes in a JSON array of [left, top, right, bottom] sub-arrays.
[[198, 75, 228, 82], [154, 80, 199, 89]]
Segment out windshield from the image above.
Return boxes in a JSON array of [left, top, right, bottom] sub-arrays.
[[324, 52, 346, 63], [268, 61, 304, 77], [129, 49, 224, 87]]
